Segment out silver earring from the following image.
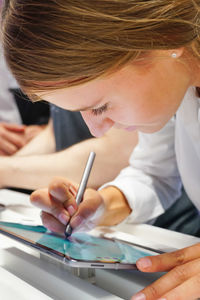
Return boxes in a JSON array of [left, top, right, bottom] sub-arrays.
[[171, 52, 177, 58]]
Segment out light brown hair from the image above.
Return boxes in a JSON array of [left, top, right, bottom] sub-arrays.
[[1, 0, 200, 96]]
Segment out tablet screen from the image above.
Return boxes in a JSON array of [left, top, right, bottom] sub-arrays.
[[0, 221, 156, 265]]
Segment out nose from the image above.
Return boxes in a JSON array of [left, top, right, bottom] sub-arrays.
[[81, 112, 114, 137]]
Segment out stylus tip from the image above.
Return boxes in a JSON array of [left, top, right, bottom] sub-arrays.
[[65, 224, 72, 238]]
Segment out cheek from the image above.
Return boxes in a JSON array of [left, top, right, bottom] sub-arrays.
[[110, 81, 159, 124], [108, 101, 145, 125], [81, 111, 94, 126], [80, 112, 100, 133], [110, 108, 134, 124]]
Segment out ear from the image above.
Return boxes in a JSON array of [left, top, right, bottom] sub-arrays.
[[152, 48, 184, 60], [170, 48, 184, 59]]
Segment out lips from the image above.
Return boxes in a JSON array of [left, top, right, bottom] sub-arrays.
[[113, 123, 126, 129]]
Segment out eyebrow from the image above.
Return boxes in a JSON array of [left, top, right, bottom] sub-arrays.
[[70, 104, 96, 112], [70, 99, 102, 112]]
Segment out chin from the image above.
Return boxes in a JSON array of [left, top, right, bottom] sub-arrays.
[[138, 125, 164, 134]]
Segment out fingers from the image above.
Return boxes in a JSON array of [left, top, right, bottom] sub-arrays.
[[0, 149, 7, 156], [0, 136, 19, 155], [48, 177, 78, 214], [70, 188, 104, 232], [3, 130, 25, 149], [160, 272, 200, 300], [31, 177, 78, 233], [31, 187, 71, 229], [41, 211, 65, 234], [0, 127, 26, 154], [2, 123, 26, 132], [132, 258, 200, 300], [31, 177, 104, 234], [136, 243, 200, 273]]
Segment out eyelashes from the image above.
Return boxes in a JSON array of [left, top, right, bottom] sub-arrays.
[[91, 103, 108, 116]]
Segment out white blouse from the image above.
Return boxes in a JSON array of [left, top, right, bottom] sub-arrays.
[[102, 87, 200, 224]]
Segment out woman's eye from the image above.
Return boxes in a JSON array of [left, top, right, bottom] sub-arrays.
[[91, 103, 108, 116]]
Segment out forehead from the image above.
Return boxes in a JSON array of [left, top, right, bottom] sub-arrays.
[[36, 66, 131, 109], [37, 79, 106, 110], [35, 60, 158, 110]]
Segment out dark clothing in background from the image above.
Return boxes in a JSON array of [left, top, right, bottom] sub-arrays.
[[51, 104, 93, 151], [10, 88, 50, 125], [154, 188, 200, 237]]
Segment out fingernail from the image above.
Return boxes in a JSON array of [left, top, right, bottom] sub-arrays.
[[157, 298, 166, 300], [71, 215, 84, 227], [58, 212, 69, 225], [137, 257, 152, 269], [131, 293, 146, 300], [68, 205, 75, 216], [50, 188, 63, 200]]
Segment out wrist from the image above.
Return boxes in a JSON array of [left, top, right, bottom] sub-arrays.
[[99, 186, 131, 226]]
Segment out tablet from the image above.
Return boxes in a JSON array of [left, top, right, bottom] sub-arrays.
[[0, 221, 159, 269]]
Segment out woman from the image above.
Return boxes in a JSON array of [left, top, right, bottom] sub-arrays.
[[1, 1, 200, 299]]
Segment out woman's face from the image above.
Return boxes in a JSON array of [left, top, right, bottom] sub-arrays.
[[39, 50, 193, 137]]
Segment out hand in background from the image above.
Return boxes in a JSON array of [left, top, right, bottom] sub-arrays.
[[0, 123, 46, 156], [0, 123, 26, 155], [132, 243, 200, 300]]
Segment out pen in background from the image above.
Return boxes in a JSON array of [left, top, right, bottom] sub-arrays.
[[65, 151, 96, 238]]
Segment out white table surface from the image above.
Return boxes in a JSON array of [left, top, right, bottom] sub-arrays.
[[0, 188, 199, 300]]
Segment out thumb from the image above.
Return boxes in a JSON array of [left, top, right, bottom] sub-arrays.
[[136, 244, 200, 273]]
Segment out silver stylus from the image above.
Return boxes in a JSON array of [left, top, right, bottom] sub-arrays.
[[65, 151, 96, 238]]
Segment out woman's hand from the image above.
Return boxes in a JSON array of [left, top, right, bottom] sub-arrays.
[[30, 176, 105, 234], [131, 243, 200, 300], [30, 176, 131, 234]]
